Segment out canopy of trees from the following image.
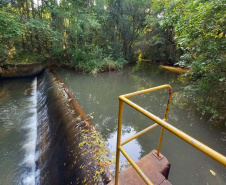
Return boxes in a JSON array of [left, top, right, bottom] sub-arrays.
[[0, 0, 225, 124]]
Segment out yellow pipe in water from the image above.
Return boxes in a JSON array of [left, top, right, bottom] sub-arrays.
[[160, 65, 188, 74]]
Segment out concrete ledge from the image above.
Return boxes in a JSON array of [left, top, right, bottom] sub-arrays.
[[108, 150, 171, 185], [0, 63, 45, 78]]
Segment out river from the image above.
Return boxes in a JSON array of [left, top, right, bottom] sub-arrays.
[[57, 63, 226, 185], [0, 77, 37, 185], [0, 64, 225, 185]]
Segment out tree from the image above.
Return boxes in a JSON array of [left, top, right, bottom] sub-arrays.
[[107, 0, 149, 61], [160, 0, 226, 122], [0, 10, 24, 62]]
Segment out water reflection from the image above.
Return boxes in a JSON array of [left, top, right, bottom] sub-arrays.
[[57, 63, 226, 185], [108, 126, 142, 167], [0, 87, 10, 105]]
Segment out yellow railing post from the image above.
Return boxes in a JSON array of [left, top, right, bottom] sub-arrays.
[[115, 99, 123, 185], [157, 87, 172, 156], [119, 146, 153, 185], [114, 85, 226, 185]]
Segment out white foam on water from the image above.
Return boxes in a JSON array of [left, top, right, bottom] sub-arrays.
[[21, 77, 38, 185], [35, 169, 40, 185]]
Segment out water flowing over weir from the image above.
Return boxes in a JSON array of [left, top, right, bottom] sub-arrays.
[[35, 69, 112, 185], [0, 77, 39, 184], [0, 69, 111, 185], [22, 78, 38, 185]]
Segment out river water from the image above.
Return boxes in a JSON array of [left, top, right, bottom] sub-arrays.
[[0, 78, 38, 185], [0, 64, 225, 185], [57, 64, 226, 185]]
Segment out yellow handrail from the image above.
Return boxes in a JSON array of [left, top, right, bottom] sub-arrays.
[[115, 85, 226, 185]]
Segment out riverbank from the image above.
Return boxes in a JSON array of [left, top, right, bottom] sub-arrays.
[[0, 58, 128, 78], [49, 58, 128, 74], [0, 63, 45, 78], [0, 61, 224, 127]]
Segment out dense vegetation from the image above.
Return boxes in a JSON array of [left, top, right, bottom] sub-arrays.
[[0, 0, 225, 124]]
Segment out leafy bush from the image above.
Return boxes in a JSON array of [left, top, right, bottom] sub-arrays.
[[75, 57, 128, 74], [161, 0, 226, 124]]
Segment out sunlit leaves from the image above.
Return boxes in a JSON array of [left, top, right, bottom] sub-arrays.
[[78, 128, 115, 183], [157, 0, 226, 123], [0, 10, 24, 38]]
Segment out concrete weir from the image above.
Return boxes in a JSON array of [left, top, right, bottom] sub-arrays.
[[108, 150, 171, 185], [36, 69, 112, 185], [35, 69, 171, 185]]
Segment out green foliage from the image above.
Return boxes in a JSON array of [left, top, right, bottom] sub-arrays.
[[25, 19, 63, 41], [0, 0, 225, 123], [0, 10, 24, 38], [0, 0, 147, 67], [134, 0, 182, 64], [13, 53, 46, 64], [0, 43, 8, 62], [160, 0, 226, 123], [0, 10, 24, 63], [75, 57, 128, 73], [107, 0, 149, 61]]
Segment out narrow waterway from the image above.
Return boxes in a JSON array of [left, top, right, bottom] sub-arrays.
[[0, 78, 38, 185], [57, 64, 226, 185]]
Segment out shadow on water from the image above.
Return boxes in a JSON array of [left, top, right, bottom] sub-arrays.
[[57, 63, 226, 185]]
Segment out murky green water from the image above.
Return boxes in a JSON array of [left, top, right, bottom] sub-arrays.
[[57, 64, 226, 185], [0, 78, 37, 185]]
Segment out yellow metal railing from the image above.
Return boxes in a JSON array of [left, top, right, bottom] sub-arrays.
[[115, 85, 226, 185]]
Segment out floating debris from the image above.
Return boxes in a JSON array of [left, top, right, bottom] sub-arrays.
[[210, 170, 216, 176]]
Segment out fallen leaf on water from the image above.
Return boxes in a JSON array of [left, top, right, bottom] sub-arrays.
[[210, 170, 216, 176]]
